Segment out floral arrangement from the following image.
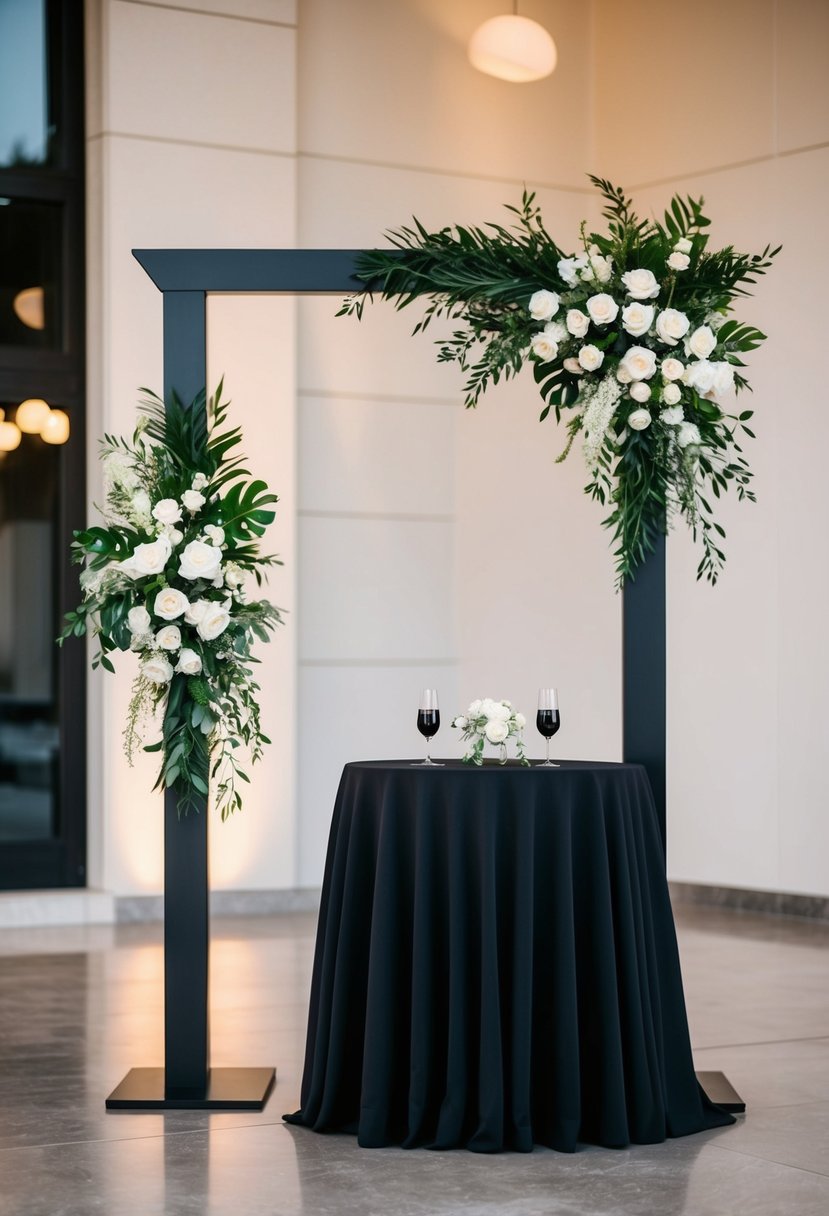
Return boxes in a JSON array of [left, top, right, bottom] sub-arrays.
[[452, 699, 528, 765], [340, 177, 779, 585], [59, 384, 282, 818]]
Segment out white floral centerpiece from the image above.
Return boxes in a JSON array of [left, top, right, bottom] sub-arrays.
[[452, 699, 529, 766], [59, 383, 282, 819]]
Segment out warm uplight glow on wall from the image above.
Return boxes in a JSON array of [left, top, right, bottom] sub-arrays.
[[0, 420, 22, 451], [40, 408, 71, 444], [15, 397, 50, 434], [468, 14, 557, 82], [12, 286, 45, 331]]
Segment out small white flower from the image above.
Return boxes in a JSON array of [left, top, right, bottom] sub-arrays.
[[178, 539, 222, 582], [484, 719, 509, 744], [128, 605, 151, 635], [616, 365, 632, 384], [156, 625, 182, 652], [662, 382, 682, 406], [197, 601, 231, 642], [661, 406, 684, 426], [467, 699, 482, 717], [585, 293, 619, 327], [619, 346, 657, 381], [622, 268, 660, 300], [531, 331, 558, 362], [686, 325, 717, 360], [557, 256, 587, 286], [655, 308, 691, 346], [191, 472, 209, 491], [629, 381, 651, 403], [528, 289, 560, 321], [514, 712, 526, 729], [667, 251, 690, 271], [165, 526, 184, 547], [621, 302, 655, 337], [543, 320, 568, 344], [661, 357, 685, 381], [453, 715, 468, 729], [628, 408, 652, 431], [142, 655, 174, 685], [130, 632, 152, 653], [711, 362, 735, 397], [566, 309, 590, 338], [224, 564, 245, 590], [589, 253, 613, 283], [677, 421, 702, 448], [153, 587, 190, 621], [578, 344, 605, 372], [129, 489, 153, 528], [182, 489, 206, 513], [184, 598, 209, 626], [683, 360, 718, 395], [152, 498, 183, 527], [563, 357, 583, 374], [176, 648, 202, 676], [675, 237, 693, 254]]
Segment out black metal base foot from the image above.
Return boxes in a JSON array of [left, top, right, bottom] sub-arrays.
[[106, 1067, 276, 1111], [696, 1069, 746, 1113]]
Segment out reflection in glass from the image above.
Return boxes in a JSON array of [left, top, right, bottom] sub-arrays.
[[0, 424, 61, 842], [0, 0, 51, 168], [0, 198, 62, 349]]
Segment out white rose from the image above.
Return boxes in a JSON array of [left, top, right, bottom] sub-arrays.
[[176, 648, 202, 676], [184, 598, 210, 626], [711, 361, 735, 397], [661, 357, 685, 381], [683, 360, 717, 395], [156, 625, 181, 651], [686, 325, 717, 360], [674, 237, 693, 254], [514, 712, 526, 729], [142, 655, 174, 685], [662, 383, 682, 405], [655, 308, 690, 346], [487, 703, 511, 722], [629, 381, 651, 403], [191, 473, 209, 491], [628, 408, 652, 431], [120, 534, 172, 579], [557, 256, 587, 286], [621, 302, 655, 338], [196, 601, 231, 642], [467, 699, 482, 717], [165, 526, 184, 547], [152, 498, 183, 526], [566, 309, 590, 338], [677, 422, 702, 448], [578, 344, 604, 372], [528, 289, 560, 321], [585, 293, 619, 326], [563, 357, 583, 374], [182, 489, 206, 513], [619, 346, 657, 381], [452, 715, 468, 729], [153, 587, 190, 621], [661, 406, 684, 426], [616, 365, 632, 384], [531, 332, 558, 362], [589, 253, 613, 283], [484, 719, 509, 744], [204, 524, 226, 547], [178, 539, 223, 582], [621, 268, 660, 300], [667, 251, 690, 271], [128, 605, 151, 634]]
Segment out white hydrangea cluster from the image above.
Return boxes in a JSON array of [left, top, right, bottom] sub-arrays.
[[452, 698, 528, 766]]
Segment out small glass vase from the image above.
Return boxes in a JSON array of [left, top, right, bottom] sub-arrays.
[[498, 742, 508, 765]]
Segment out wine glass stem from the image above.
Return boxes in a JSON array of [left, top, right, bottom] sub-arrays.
[[546, 737, 550, 764], [426, 743, 430, 764]]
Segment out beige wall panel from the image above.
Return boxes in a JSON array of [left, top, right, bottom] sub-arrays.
[[127, 0, 297, 21], [106, 0, 296, 152], [298, 516, 455, 662], [776, 0, 829, 152], [299, 395, 457, 517], [593, 0, 775, 185], [297, 0, 592, 186]]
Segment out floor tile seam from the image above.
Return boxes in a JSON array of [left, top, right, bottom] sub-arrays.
[[708, 1141, 829, 1181], [0, 1118, 289, 1156], [693, 1034, 829, 1051]]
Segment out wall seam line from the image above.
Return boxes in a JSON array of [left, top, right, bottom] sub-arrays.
[[117, 0, 297, 29]]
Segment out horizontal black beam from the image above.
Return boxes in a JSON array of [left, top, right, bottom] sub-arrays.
[[132, 249, 373, 294]]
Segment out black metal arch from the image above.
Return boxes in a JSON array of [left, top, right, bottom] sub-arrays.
[[104, 247, 666, 1112]]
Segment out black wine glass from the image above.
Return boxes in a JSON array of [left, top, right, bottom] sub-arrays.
[[537, 688, 561, 767], [414, 689, 443, 767]]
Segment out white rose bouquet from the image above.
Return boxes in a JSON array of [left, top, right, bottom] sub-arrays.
[[59, 383, 283, 819], [452, 699, 529, 766], [342, 177, 779, 586]]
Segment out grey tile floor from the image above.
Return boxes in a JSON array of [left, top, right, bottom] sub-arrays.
[[0, 905, 827, 1215]]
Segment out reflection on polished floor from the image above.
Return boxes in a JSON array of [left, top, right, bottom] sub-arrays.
[[0, 906, 828, 1216]]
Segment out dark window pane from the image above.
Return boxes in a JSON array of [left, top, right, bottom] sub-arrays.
[[0, 198, 62, 349], [0, 0, 53, 169], [0, 418, 64, 842]]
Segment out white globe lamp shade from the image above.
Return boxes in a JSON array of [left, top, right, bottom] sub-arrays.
[[16, 397, 51, 434], [13, 286, 45, 330], [468, 14, 557, 83], [41, 409, 71, 445], [0, 420, 22, 452]]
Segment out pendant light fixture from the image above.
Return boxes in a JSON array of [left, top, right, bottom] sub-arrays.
[[15, 397, 51, 434], [40, 409, 71, 445], [468, 2, 557, 83]]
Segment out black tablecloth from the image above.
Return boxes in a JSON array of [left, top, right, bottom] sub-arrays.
[[285, 760, 734, 1153]]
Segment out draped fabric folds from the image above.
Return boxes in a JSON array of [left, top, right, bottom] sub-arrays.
[[284, 760, 733, 1153]]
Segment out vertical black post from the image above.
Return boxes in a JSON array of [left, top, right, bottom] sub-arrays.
[[162, 291, 208, 1098], [622, 534, 667, 852]]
